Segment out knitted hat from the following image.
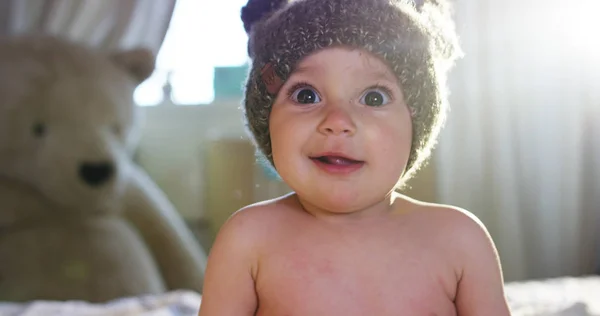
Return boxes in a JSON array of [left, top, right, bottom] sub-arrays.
[[241, 0, 462, 183]]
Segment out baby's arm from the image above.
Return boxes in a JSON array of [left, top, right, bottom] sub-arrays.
[[453, 210, 512, 316], [198, 209, 260, 316]]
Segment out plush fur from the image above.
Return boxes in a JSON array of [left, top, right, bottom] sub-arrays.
[[240, 0, 462, 184], [0, 35, 207, 302]]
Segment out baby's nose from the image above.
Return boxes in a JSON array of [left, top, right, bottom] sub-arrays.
[[317, 106, 356, 136]]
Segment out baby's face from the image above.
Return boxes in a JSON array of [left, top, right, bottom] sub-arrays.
[[269, 47, 412, 214]]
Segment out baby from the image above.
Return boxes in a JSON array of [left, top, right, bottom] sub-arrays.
[[199, 0, 511, 315]]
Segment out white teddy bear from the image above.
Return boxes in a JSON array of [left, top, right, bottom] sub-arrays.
[[0, 35, 207, 302]]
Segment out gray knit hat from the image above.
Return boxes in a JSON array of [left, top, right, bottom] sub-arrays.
[[241, 0, 462, 183]]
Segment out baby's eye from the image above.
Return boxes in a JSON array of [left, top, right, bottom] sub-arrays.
[[290, 86, 321, 104], [360, 87, 392, 107]]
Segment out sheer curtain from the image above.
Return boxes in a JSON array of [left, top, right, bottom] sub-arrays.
[[0, 0, 176, 53], [435, 0, 600, 281]]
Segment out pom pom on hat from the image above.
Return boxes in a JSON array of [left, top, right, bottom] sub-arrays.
[[241, 0, 289, 33]]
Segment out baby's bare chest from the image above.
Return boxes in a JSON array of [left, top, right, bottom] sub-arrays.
[[254, 228, 458, 316]]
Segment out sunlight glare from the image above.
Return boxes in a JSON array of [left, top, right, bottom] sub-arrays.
[[135, 0, 249, 106]]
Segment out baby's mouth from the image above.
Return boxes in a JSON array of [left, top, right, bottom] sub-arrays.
[[310, 155, 364, 165], [309, 153, 365, 174]]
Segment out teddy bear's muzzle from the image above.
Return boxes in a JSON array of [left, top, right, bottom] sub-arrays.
[[78, 161, 115, 187]]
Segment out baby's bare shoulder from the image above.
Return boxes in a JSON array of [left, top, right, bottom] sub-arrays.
[[200, 196, 300, 315], [237, 193, 301, 221], [204, 193, 298, 279], [403, 196, 500, 271], [400, 196, 494, 251], [222, 193, 299, 243], [401, 198, 510, 314], [402, 195, 481, 224]]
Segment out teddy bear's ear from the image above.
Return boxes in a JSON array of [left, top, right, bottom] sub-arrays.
[[110, 48, 156, 84]]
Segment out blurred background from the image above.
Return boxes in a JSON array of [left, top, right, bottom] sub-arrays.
[[2, 0, 599, 287]]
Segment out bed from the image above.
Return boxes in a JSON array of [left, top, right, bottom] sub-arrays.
[[0, 276, 598, 316]]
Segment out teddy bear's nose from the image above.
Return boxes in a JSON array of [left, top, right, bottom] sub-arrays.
[[79, 162, 114, 187]]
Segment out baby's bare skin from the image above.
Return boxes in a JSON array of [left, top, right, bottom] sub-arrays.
[[199, 192, 510, 316], [254, 193, 458, 316], [199, 46, 511, 316]]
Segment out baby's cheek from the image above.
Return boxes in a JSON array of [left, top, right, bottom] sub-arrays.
[[270, 131, 292, 160], [369, 117, 410, 148], [368, 123, 411, 170]]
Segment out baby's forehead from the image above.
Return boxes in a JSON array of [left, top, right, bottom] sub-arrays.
[[291, 47, 400, 83]]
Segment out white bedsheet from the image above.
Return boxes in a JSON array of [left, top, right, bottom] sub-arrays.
[[0, 291, 201, 316], [504, 276, 600, 316], [0, 276, 598, 316]]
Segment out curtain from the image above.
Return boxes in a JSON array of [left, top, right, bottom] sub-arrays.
[[0, 0, 176, 53], [435, 0, 600, 282]]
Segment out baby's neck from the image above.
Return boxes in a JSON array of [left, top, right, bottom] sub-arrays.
[[293, 191, 404, 225]]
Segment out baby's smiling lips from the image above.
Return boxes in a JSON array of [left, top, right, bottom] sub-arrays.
[[309, 152, 365, 175]]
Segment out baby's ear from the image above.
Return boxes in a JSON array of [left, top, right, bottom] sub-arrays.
[[110, 48, 156, 84]]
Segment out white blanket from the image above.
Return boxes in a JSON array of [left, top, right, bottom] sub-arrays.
[[504, 276, 600, 316], [0, 276, 598, 316], [0, 291, 202, 316]]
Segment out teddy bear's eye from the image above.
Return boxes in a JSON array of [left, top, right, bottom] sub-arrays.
[[112, 124, 121, 135], [32, 123, 46, 138]]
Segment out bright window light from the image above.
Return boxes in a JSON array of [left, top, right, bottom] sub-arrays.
[[547, 1, 600, 61], [134, 0, 249, 106]]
